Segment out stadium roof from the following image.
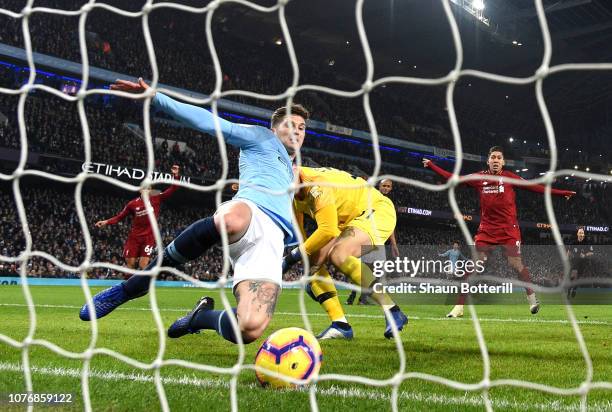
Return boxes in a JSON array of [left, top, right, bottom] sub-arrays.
[[213, 0, 612, 142]]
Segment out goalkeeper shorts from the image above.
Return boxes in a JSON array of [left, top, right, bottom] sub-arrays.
[[344, 196, 397, 248]]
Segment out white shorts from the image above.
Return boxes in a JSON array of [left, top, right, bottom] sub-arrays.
[[361, 245, 387, 264], [217, 199, 285, 288]]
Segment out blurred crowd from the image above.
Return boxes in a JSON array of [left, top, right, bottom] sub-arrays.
[[0, 184, 609, 287], [0, 185, 225, 280], [0, 91, 240, 180]]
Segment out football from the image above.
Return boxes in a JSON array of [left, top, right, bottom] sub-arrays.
[[255, 327, 323, 388]]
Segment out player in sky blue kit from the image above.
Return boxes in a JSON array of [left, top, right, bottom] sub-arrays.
[[439, 241, 468, 275], [79, 78, 309, 345]]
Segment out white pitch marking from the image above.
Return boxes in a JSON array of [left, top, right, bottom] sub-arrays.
[[0, 303, 609, 325], [0, 362, 606, 412]]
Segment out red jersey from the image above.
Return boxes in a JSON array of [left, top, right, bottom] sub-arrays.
[[428, 162, 573, 230], [106, 184, 179, 237]]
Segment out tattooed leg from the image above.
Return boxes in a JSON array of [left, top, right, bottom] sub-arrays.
[[170, 280, 279, 344], [233, 280, 280, 343]]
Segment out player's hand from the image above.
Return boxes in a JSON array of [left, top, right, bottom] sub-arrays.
[[95, 220, 108, 228], [391, 245, 400, 258], [110, 78, 152, 95], [171, 164, 180, 177], [565, 191, 576, 200], [422, 158, 431, 168]]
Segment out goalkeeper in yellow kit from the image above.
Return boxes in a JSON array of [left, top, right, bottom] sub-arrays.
[[283, 166, 408, 339]]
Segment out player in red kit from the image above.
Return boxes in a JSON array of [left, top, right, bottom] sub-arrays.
[[95, 165, 180, 270], [423, 147, 575, 316]]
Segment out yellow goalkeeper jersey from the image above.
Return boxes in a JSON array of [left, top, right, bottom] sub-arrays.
[[294, 167, 396, 256]]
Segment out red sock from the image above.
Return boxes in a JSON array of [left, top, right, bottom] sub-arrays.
[[519, 267, 534, 295]]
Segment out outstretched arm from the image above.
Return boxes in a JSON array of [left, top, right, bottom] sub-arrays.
[[157, 165, 180, 201], [96, 204, 131, 227], [505, 172, 576, 199], [110, 78, 262, 148], [423, 158, 480, 188]]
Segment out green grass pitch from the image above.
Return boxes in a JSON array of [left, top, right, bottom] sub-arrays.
[[0, 286, 611, 411]]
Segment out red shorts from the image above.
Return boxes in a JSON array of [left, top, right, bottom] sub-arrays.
[[474, 226, 522, 257], [123, 234, 155, 259]]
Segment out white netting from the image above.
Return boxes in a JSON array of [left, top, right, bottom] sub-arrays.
[[0, 0, 611, 411]]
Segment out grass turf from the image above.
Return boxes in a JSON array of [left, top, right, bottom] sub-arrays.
[[0, 286, 611, 411]]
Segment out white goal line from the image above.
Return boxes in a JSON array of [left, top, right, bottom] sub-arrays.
[[0, 361, 608, 412]]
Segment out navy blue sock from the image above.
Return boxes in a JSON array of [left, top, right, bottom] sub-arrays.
[[192, 308, 239, 344], [170, 217, 221, 261], [122, 217, 221, 298]]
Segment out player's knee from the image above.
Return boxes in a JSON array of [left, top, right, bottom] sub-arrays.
[[328, 245, 354, 268], [241, 329, 263, 344], [239, 316, 268, 344], [138, 258, 150, 270], [508, 258, 523, 271], [214, 207, 251, 237], [226, 213, 249, 235], [236, 302, 270, 344], [328, 251, 341, 268]]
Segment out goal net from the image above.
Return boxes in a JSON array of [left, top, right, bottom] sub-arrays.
[[0, 0, 611, 411]]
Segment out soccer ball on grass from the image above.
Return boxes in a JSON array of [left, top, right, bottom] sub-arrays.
[[255, 327, 323, 388]]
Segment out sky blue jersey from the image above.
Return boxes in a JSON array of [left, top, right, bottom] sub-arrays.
[[153, 93, 297, 245], [439, 249, 467, 268]]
